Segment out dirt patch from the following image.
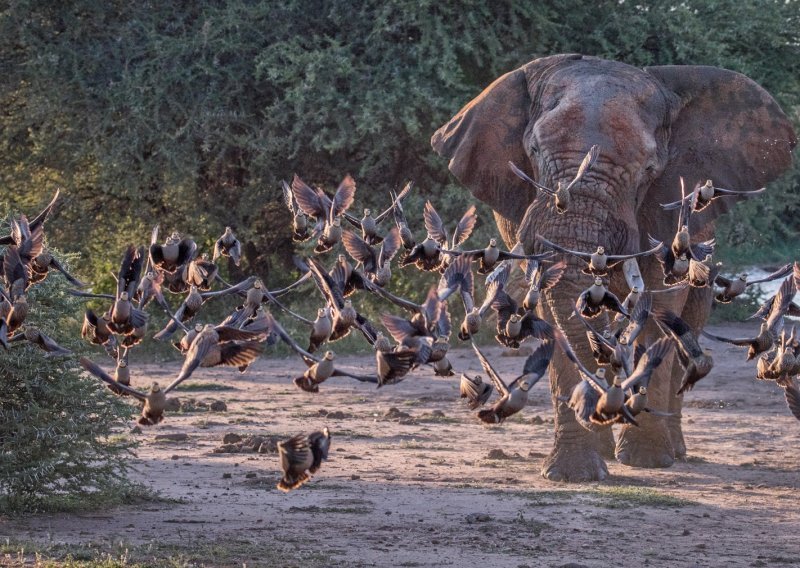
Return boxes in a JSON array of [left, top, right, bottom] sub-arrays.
[[2, 322, 799, 567]]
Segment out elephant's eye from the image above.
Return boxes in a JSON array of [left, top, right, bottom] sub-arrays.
[[530, 145, 540, 155]]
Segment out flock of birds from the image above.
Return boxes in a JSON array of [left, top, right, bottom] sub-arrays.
[[2, 153, 799, 491]]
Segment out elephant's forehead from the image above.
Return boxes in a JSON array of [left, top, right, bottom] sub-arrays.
[[547, 72, 664, 116], [538, 73, 664, 155]]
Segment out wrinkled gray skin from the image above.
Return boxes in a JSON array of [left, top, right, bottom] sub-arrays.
[[432, 54, 796, 482]]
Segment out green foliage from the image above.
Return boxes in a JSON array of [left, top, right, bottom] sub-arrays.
[[0, 1, 796, 312], [0, 253, 135, 514]]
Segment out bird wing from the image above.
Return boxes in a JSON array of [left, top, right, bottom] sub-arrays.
[[378, 226, 401, 266], [438, 255, 473, 302], [623, 292, 652, 344], [783, 381, 800, 422], [281, 179, 299, 215], [766, 276, 796, 333], [539, 259, 567, 291], [620, 337, 673, 391], [460, 374, 491, 407], [330, 368, 379, 383], [199, 276, 257, 299], [265, 313, 318, 364], [128, 307, 149, 330], [552, 327, 606, 393], [471, 341, 508, 397], [689, 239, 715, 262], [747, 263, 793, 286], [79, 357, 147, 401], [48, 256, 86, 288], [490, 287, 518, 331], [564, 145, 599, 192], [215, 325, 266, 342], [217, 341, 263, 367], [25, 189, 60, 235], [354, 312, 379, 345], [654, 308, 705, 358], [574, 307, 613, 349], [658, 199, 683, 211], [522, 339, 554, 380], [647, 235, 670, 268], [68, 289, 116, 301], [677, 177, 697, 229], [712, 185, 766, 198], [568, 380, 601, 424], [342, 230, 376, 269], [375, 349, 416, 384], [535, 234, 591, 260], [606, 241, 665, 261], [391, 189, 409, 229], [35, 331, 72, 355], [278, 434, 312, 473], [423, 201, 448, 246], [421, 286, 440, 324], [436, 301, 451, 339], [148, 243, 164, 268], [508, 161, 554, 195], [478, 280, 501, 318], [369, 284, 423, 315], [331, 174, 356, 222], [177, 238, 198, 266], [291, 175, 328, 219], [307, 257, 345, 310], [484, 260, 512, 289], [380, 313, 419, 343], [713, 273, 732, 287], [10, 215, 32, 253], [261, 290, 314, 327], [117, 245, 138, 298], [600, 291, 629, 317], [451, 204, 477, 248], [375, 181, 412, 224], [700, 329, 754, 347]]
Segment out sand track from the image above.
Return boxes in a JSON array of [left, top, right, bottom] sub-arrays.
[[4, 322, 800, 567]]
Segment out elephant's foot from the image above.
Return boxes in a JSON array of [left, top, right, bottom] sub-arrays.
[[666, 413, 687, 459], [615, 420, 674, 468], [541, 439, 608, 483], [594, 426, 616, 460]]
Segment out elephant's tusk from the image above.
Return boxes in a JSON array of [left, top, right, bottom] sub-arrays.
[[623, 258, 645, 292]]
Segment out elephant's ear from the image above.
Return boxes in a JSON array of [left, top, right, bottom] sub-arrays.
[[645, 65, 797, 222], [431, 54, 583, 224], [430, 68, 532, 223]]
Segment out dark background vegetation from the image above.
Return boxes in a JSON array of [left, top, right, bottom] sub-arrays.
[[1, 1, 797, 292]]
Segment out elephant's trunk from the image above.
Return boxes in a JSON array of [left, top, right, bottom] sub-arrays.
[[519, 175, 639, 397], [516, 175, 641, 481]]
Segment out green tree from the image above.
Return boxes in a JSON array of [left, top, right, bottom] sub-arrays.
[[0, 0, 796, 288]]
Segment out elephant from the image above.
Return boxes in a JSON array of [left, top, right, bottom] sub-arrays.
[[431, 54, 797, 482]]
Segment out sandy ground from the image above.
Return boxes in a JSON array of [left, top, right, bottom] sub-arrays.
[[3, 321, 800, 567]]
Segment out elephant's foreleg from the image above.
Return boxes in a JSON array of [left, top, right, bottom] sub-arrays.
[[542, 391, 610, 482], [668, 284, 715, 458], [615, 346, 676, 468], [541, 344, 610, 482], [594, 425, 616, 460], [614, 264, 686, 468]]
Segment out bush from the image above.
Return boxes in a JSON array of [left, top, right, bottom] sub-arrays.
[[0, 252, 135, 513]]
